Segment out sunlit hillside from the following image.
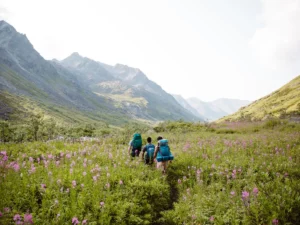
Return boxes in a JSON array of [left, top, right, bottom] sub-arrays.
[[218, 75, 300, 122]]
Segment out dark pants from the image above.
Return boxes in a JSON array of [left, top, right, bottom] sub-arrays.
[[131, 148, 141, 157], [144, 158, 154, 165]]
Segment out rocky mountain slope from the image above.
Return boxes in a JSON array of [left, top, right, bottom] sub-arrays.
[[60, 53, 201, 121], [0, 20, 200, 124]]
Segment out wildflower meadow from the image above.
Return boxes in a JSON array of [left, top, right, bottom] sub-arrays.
[[0, 121, 299, 224]]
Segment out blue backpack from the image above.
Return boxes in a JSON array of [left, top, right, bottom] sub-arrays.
[[145, 144, 155, 159], [156, 139, 174, 162], [132, 133, 142, 149]]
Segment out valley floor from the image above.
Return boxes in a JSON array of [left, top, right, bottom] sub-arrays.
[[0, 121, 299, 224]]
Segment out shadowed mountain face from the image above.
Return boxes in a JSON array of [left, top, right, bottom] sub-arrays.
[[60, 53, 202, 121], [0, 20, 129, 124], [0, 20, 201, 123]]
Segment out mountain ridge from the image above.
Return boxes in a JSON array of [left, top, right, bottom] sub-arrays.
[[60, 52, 202, 121], [0, 20, 201, 125], [172, 94, 251, 121]]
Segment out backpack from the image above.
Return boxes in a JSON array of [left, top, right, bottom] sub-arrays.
[[145, 144, 155, 159], [156, 139, 174, 162], [132, 133, 142, 149]]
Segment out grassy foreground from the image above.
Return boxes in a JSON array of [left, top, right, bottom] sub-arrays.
[[0, 121, 299, 224]]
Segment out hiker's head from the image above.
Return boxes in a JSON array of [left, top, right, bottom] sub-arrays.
[[157, 136, 163, 141], [147, 137, 152, 143]]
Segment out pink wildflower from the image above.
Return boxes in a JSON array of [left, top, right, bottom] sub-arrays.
[[93, 176, 97, 181], [253, 187, 259, 196], [83, 171, 87, 176], [178, 179, 182, 184], [4, 207, 10, 212], [105, 183, 110, 189], [13, 214, 22, 221], [209, 216, 214, 221], [24, 213, 33, 224], [242, 191, 249, 200], [119, 180, 123, 185], [272, 219, 279, 225], [230, 191, 235, 196], [30, 165, 36, 173], [72, 217, 80, 225], [12, 162, 20, 172], [100, 201, 105, 207], [72, 180, 77, 188], [41, 184, 46, 189], [82, 219, 88, 224]]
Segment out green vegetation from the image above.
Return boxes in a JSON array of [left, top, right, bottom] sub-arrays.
[[95, 93, 148, 108], [219, 75, 300, 122], [0, 90, 139, 135], [0, 121, 299, 224]]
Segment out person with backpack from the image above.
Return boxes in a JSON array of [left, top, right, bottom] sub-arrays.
[[153, 136, 174, 174], [128, 133, 143, 157], [141, 137, 155, 165]]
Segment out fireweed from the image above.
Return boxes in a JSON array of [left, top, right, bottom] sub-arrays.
[[0, 125, 299, 224]]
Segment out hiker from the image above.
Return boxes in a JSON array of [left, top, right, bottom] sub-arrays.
[[128, 133, 142, 157], [153, 136, 174, 174], [141, 137, 155, 164]]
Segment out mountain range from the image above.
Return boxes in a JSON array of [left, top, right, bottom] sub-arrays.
[[0, 20, 200, 125], [2, 20, 296, 125], [172, 94, 250, 121]]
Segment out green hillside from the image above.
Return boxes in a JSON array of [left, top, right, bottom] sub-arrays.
[[218, 75, 300, 122]]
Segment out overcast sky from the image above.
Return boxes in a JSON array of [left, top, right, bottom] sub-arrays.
[[0, 0, 299, 101]]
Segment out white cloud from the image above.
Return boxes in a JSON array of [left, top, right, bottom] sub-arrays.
[[0, 6, 9, 21], [250, 0, 300, 69]]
